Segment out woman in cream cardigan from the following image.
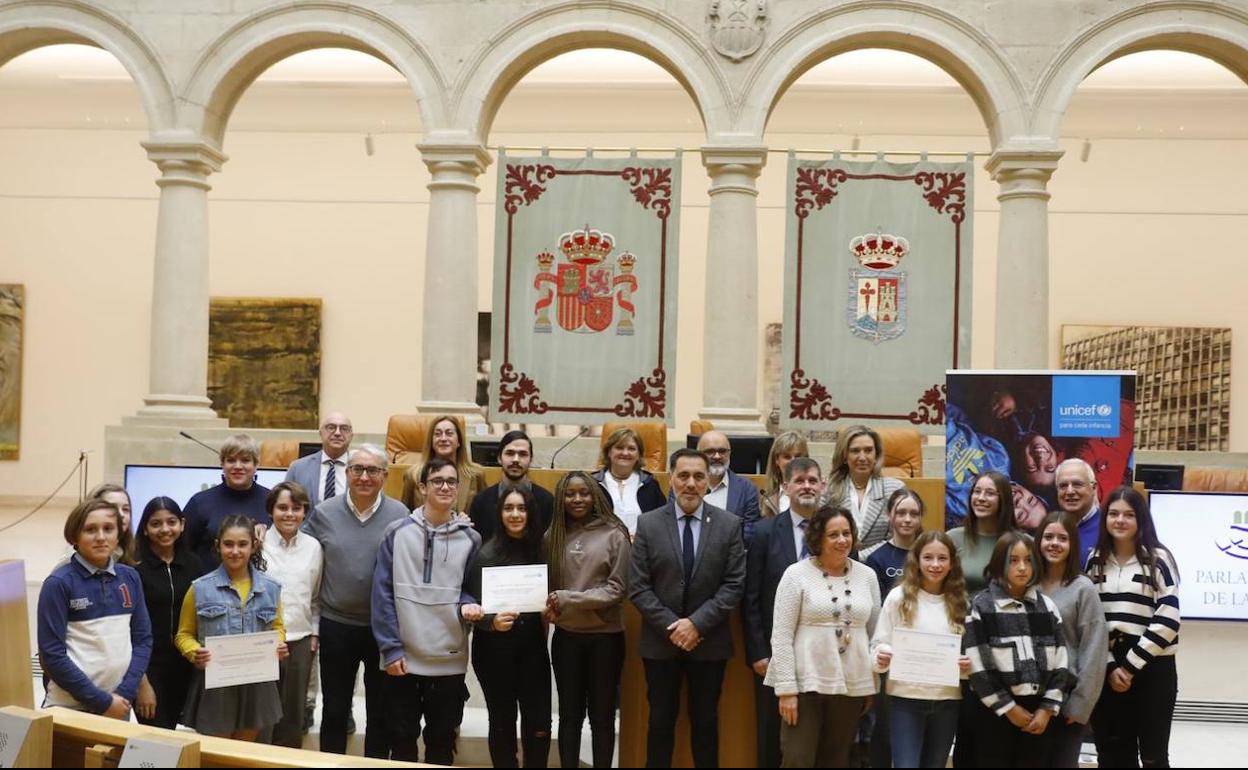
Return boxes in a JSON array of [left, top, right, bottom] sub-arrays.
[[765, 505, 881, 768]]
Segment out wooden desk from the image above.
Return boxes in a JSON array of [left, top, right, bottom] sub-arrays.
[[46, 707, 427, 768]]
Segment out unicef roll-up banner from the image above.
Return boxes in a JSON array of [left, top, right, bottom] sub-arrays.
[[944, 370, 1136, 530]]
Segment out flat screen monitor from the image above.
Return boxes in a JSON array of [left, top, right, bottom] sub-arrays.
[[1135, 463, 1185, 491], [123, 465, 288, 533], [685, 434, 773, 475], [470, 440, 502, 467], [1147, 490, 1248, 622]]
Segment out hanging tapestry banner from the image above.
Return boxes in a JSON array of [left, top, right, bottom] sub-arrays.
[[489, 152, 680, 425], [780, 156, 973, 433]]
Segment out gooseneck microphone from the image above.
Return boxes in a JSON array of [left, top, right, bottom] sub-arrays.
[[179, 430, 220, 456], [550, 426, 592, 469]]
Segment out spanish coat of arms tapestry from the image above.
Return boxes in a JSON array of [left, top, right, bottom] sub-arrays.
[[489, 152, 680, 425]]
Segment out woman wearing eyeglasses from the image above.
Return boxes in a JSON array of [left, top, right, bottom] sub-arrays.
[[401, 415, 485, 514]]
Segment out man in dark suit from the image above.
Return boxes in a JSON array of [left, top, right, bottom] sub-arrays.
[[742, 456, 823, 768], [285, 411, 353, 506], [629, 448, 746, 768], [468, 430, 554, 541], [668, 431, 762, 542]]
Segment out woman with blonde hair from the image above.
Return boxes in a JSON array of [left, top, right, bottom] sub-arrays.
[[761, 431, 810, 519], [401, 415, 485, 513], [823, 425, 906, 550], [591, 426, 664, 533], [870, 530, 970, 767]]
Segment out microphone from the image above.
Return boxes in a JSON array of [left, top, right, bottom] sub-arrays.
[[179, 431, 219, 456], [550, 426, 591, 469]]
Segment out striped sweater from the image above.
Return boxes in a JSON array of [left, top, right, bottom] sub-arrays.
[[1086, 548, 1180, 674], [964, 582, 1070, 716]]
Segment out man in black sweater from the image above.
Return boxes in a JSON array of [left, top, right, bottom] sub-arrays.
[[469, 430, 554, 541]]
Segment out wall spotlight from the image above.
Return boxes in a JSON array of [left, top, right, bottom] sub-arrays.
[[1080, 139, 1091, 163], [364, 133, 375, 157]]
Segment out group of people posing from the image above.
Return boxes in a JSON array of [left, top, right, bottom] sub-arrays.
[[37, 416, 1179, 769]]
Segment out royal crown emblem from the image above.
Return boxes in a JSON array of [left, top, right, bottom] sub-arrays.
[[534, 225, 640, 335], [847, 230, 909, 343]]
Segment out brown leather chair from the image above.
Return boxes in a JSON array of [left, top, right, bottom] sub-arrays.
[[875, 427, 924, 478], [689, 420, 714, 437], [385, 414, 428, 465], [258, 440, 300, 470], [599, 421, 668, 474]]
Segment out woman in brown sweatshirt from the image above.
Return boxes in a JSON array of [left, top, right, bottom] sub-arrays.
[[544, 471, 632, 769]]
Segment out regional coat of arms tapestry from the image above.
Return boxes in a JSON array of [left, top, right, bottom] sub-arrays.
[[489, 152, 680, 425], [781, 156, 974, 434]]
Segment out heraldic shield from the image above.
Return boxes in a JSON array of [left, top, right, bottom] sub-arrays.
[[533, 225, 640, 336], [846, 231, 909, 343]]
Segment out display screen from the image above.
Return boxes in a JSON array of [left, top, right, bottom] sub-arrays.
[[1149, 490, 1248, 622], [123, 465, 288, 533]]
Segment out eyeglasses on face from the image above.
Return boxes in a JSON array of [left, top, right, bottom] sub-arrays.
[[425, 477, 460, 489], [347, 465, 385, 478]]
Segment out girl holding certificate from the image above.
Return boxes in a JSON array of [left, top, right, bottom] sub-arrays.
[[464, 487, 552, 768], [1035, 511, 1106, 768], [963, 532, 1070, 767], [1086, 487, 1180, 769], [176, 515, 288, 740], [871, 530, 970, 768], [544, 471, 632, 769]]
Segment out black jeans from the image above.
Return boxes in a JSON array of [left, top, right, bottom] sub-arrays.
[[474, 624, 552, 768], [642, 657, 727, 768], [384, 672, 468, 765], [869, 675, 893, 769], [551, 629, 625, 768], [318, 617, 388, 757], [752, 672, 781, 768], [1092, 655, 1178, 768], [137, 649, 192, 730], [973, 694, 1055, 768]]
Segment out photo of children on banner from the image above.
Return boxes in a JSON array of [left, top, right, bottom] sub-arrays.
[[945, 374, 1136, 529]]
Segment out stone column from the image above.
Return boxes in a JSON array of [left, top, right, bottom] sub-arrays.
[[698, 146, 768, 433], [415, 143, 491, 424], [132, 140, 227, 423], [985, 149, 1064, 369]]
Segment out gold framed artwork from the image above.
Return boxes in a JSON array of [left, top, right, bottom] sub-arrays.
[[0, 284, 23, 460], [208, 298, 321, 430], [1062, 324, 1231, 451]]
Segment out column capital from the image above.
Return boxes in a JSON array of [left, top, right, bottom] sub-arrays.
[[142, 138, 226, 190], [986, 148, 1064, 202], [700, 145, 768, 174], [417, 143, 492, 175]]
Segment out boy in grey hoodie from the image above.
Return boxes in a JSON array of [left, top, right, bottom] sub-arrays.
[[372, 457, 483, 765]]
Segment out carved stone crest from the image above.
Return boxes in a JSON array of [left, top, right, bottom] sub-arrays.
[[708, 0, 767, 62]]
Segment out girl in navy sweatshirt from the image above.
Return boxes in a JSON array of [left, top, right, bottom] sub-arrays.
[[38, 498, 152, 718]]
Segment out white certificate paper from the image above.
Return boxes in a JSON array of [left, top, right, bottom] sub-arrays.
[[204, 631, 280, 690], [481, 564, 549, 614], [890, 628, 961, 688]]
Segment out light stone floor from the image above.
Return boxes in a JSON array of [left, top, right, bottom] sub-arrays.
[[6, 499, 1247, 767]]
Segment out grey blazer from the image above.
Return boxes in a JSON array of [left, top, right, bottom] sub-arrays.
[[628, 501, 746, 661], [823, 476, 906, 551], [285, 451, 336, 507]]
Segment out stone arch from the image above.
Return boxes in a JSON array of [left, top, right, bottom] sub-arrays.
[[183, 2, 447, 148], [740, 2, 1027, 147], [453, 1, 732, 143], [1033, 2, 1248, 140], [0, 0, 176, 132]]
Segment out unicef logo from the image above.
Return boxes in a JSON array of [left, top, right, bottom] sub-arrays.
[[1096, 404, 1112, 417]]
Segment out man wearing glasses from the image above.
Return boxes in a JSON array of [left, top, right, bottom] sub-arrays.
[[302, 444, 409, 758], [683, 431, 762, 542], [286, 412, 353, 506]]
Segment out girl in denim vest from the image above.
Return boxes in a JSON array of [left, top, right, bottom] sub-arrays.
[[175, 515, 289, 740]]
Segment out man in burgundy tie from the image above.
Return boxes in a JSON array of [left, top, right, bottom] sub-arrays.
[[629, 448, 747, 768]]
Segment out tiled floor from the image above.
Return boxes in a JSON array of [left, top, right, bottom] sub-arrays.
[[8, 499, 1248, 767]]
